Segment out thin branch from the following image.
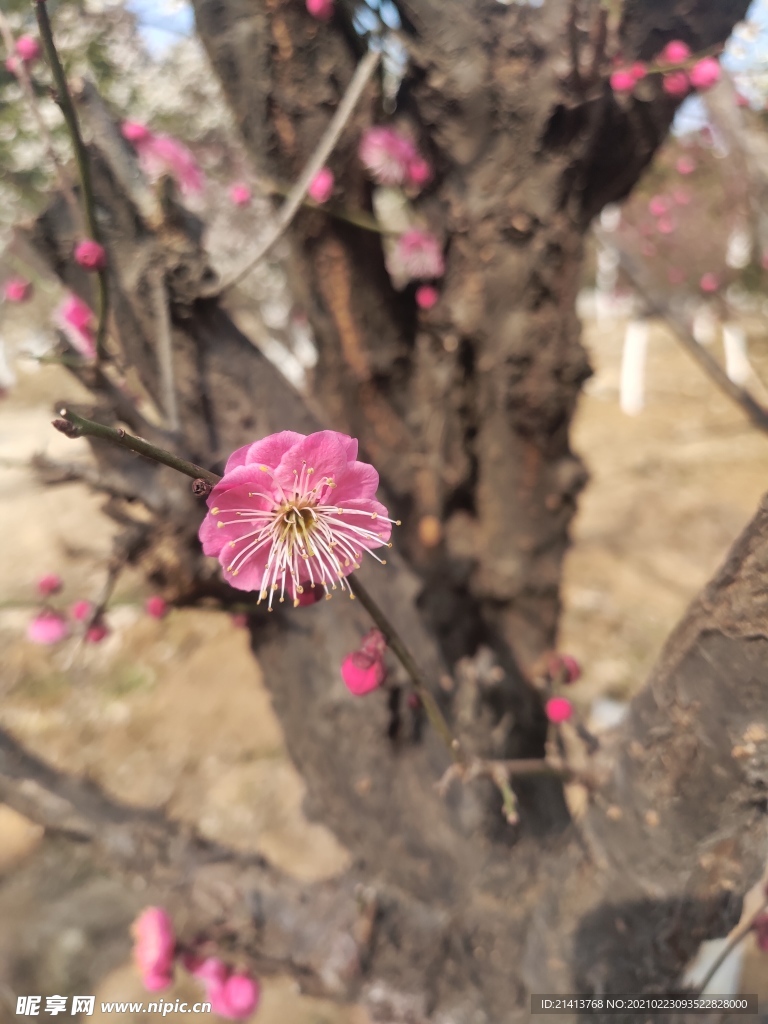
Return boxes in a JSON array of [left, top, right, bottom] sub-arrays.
[[35, 0, 110, 364], [224, 48, 381, 290], [0, 11, 81, 230], [150, 267, 180, 432], [52, 407, 221, 485], [608, 240, 768, 436], [695, 892, 768, 995]]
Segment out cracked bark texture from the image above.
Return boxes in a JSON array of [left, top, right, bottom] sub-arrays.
[[16, 0, 768, 1021]]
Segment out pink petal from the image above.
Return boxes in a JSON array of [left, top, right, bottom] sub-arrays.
[[341, 650, 385, 695], [273, 430, 350, 496], [243, 430, 308, 470], [331, 460, 380, 504]]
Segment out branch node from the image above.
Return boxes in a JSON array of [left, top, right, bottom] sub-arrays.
[[52, 418, 82, 438], [192, 477, 213, 497]]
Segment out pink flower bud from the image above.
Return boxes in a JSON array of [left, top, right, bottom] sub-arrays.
[[656, 216, 675, 235], [545, 696, 573, 724], [675, 155, 696, 175], [229, 183, 252, 207], [71, 600, 92, 621], [37, 573, 62, 597], [407, 155, 432, 187], [86, 621, 109, 644], [54, 294, 96, 360], [308, 166, 335, 204], [341, 649, 385, 696], [689, 57, 721, 91], [662, 71, 690, 97], [222, 975, 261, 1019], [27, 612, 69, 646], [15, 36, 41, 63], [306, 0, 334, 20], [132, 907, 175, 982], [700, 272, 719, 293], [659, 40, 691, 65], [415, 285, 439, 309], [3, 276, 32, 303], [121, 121, 151, 143], [610, 70, 636, 94], [74, 240, 107, 272], [629, 62, 647, 82], [648, 195, 668, 217], [145, 595, 168, 619], [189, 957, 228, 985]]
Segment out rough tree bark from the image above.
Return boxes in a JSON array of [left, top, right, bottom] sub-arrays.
[[8, 0, 766, 1021]]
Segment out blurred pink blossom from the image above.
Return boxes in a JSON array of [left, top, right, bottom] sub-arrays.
[[145, 595, 168, 619], [209, 975, 261, 1020], [74, 240, 107, 272], [672, 187, 691, 205], [229, 183, 252, 206], [15, 36, 40, 63], [675, 155, 696, 175], [121, 122, 204, 196], [662, 71, 690, 97], [656, 217, 675, 235], [341, 628, 387, 696], [407, 154, 432, 188], [359, 126, 417, 186], [308, 166, 335, 203], [86, 621, 109, 644], [389, 229, 445, 282], [27, 612, 68, 645], [659, 40, 691, 65], [71, 600, 92, 621], [3, 276, 32, 303], [648, 195, 668, 217], [306, 0, 334, 20], [37, 573, 63, 597], [132, 908, 175, 991], [54, 294, 96, 360], [667, 267, 686, 285], [689, 57, 721, 91], [5, 57, 19, 75], [545, 696, 573, 724], [610, 70, 636, 93], [700, 272, 719, 293], [415, 285, 439, 310]]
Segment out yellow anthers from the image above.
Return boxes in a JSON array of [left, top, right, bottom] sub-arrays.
[[395, 519, 402, 526], [211, 507, 220, 515], [260, 465, 269, 472], [217, 521, 226, 529], [260, 589, 268, 599], [297, 584, 304, 593], [371, 513, 378, 519], [293, 598, 300, 607]]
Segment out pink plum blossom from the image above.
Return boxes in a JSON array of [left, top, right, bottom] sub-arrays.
[[3, 276, 31, 303], [74, 240, 107, 271], [229, 183, 252, 206], [5, 57, 19, 75], [629, 62, 647, 82], [341, 628, 387, 696], [663, 71, 690, 97], [71, 600, 92, 621], [407, 155, 432, 188], [54, 293, 96, 360], [659, 40, 691, 65], [676, 155, 696, 175], [145, 595, 168, 619], [547, 653, 581, 684], [199, 431, 396, 606], [700, 272, 719, 293], [610, 70, 636, 93], [121, 122, 204, 196], [308, 166, 335, 204], [648, 195, 668, 217], [306, 0, 334, 20], [15, 36, 40, 63], [689, 57, 721, 91], [27, 612, 68, 645], [359, 126, 417, 186], [416, 285, 439, 310], [209, 975, 261, 1020], [37, 573, 62, 597], [86, 621, 109, 644], [389, 229, 445, 282], [545, 696, 573, 724], [132, 907, 175, 991]]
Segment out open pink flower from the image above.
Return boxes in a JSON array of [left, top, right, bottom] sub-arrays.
[[54, 293, 96, 360], [74, 240, 107, 272], [229, 183, 252, 206], [359, 126, 417, 186], [308, 167, 335, 204], [663, 71, 690, 97], [199, 431, 397, 607], [3, 276, 32, 303], [416, 285, 439, 310], [132, 907, 175, 991], [37, 573, 62, 597], [122, 122, 204, 196], [15, 36, 40, 63], [306, 0, 334, 20], [690, 57, 721, 91], [27, 612, 68, 646], [389, 229, 444, 282], [545, 696, 573, 724], [145, 595, 168, 619], [676, 155, 696, 175], [659, 40, 691, 65]]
